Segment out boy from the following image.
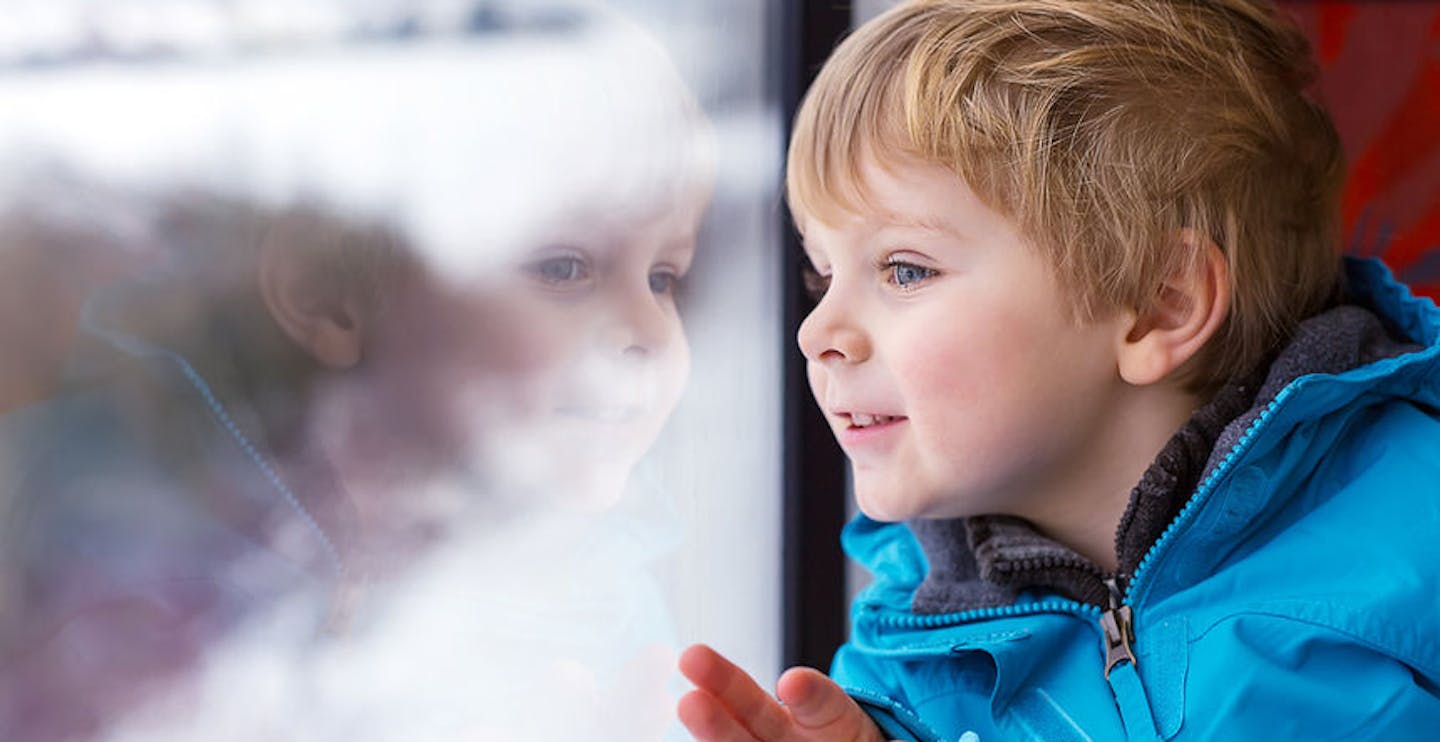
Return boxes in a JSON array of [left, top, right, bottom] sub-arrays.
[[680, 0, 1440, 739]]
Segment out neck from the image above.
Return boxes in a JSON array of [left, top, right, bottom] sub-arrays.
[[1022, 381, 1200, 574]]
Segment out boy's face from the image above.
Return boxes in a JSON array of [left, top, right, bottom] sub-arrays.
[[797, 153, 1129, 522], [501, 203, 699, 508]]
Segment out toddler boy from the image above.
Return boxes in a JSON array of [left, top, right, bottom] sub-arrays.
[[680, 0, 1440, 738]]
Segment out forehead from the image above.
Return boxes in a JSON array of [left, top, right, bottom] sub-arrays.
[[363, 29, 712, 288], [524, 180, 709, 247], [795, 148, 989, 242]]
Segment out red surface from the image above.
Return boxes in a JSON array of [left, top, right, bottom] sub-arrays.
[[1281, 1, 1440, 299]]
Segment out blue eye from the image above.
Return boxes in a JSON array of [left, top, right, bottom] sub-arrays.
[[887, 261, 936, 289], [527, 254, 589, 285], [649, 269, 682, 295]]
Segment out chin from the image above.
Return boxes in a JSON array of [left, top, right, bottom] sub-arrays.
[[536, 458, 634, 513], [856, 479, 981, 523], [854, 487, 923, 523]]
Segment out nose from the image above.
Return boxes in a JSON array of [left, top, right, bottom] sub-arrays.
[[600, 278, 673, 359], [796, 288, 869, 364]]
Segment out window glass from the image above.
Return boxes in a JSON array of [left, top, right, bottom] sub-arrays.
[[0, 2, 783, 739]]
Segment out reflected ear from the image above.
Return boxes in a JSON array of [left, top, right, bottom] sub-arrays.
[[1116, 230, 1230, 387], [257, 241, 365, 371]]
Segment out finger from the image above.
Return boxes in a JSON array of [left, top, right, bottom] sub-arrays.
[[678, 645, 795, 739], [678, 689, 760, 742], [775, 667, 869, 733]]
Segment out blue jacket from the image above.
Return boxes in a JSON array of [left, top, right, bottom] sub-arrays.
[[832, 258, 1440, 741]]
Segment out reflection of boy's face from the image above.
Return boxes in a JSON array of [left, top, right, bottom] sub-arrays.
[[505, 204, 699, 507], [323, 200, 699, 522], [292, 21, 711, 529]]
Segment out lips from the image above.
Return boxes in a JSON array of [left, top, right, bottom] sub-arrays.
[[834, 406, 907, 426], [847, 412, 904, 428], [833, 411, 907, 457]]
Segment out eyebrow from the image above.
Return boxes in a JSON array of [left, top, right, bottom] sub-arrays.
[[660, 239, 697, 260], [879, 211, 966, 239]]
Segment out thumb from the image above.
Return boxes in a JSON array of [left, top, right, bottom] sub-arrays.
[[775, 667, 872, 734]]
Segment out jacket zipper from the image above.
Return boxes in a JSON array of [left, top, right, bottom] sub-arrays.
[[1099, 576, 1136, 678], [989, 554, 1139, 676], [873, 598, 1098, 631], [1097, 382, 1298, 682], [1126, 385, 1296, 605]]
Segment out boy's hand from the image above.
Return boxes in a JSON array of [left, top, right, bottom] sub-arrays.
[[677, 644, 889, 742]]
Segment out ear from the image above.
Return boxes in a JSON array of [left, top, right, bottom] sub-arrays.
[[257, 241, 365, 371], [1116, 230, 1230, 387]]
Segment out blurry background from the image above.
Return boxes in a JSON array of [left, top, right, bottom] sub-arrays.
[[1276, 0, 1440, 297]]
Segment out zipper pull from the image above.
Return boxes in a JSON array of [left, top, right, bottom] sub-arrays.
[[1100, 576, 1136, 679]]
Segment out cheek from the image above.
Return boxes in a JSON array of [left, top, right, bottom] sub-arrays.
[[890, 322, 999, 414], [890, 308, 1064, 459], [905, 299, 1065, 398], [396, 285, 566, 383], [486, 293, 580, 374]]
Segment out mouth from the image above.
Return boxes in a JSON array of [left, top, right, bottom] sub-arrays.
[[842, 412, 907, 429]]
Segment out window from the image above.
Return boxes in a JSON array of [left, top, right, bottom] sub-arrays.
[[0, 1, 797, 739]]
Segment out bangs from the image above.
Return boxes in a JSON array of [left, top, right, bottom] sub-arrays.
[[785, 13, 921, 230], [784, 3, 1011, 232]]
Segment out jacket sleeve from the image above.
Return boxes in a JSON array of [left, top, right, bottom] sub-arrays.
[[1180, 614, 1440, 739], [831, 641, 947, 742]]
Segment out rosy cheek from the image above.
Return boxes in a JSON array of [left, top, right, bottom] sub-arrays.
[[901, 338, 979, 406]]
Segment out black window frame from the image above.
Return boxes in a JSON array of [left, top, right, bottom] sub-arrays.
[[778, 0, 855, 673]]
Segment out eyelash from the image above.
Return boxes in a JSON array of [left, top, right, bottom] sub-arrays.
[[525, 250, 687, 304], [880, 257, 937, 290], [525, 251, 591, 287], [801, 258, 936, 300], [649, 267, 684, 297]]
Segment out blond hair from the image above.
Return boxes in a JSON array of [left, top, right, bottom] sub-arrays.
[[788, 0, 1345, 394]]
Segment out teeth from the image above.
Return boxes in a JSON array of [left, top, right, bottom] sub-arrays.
[[850, 413, 896, 428]]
